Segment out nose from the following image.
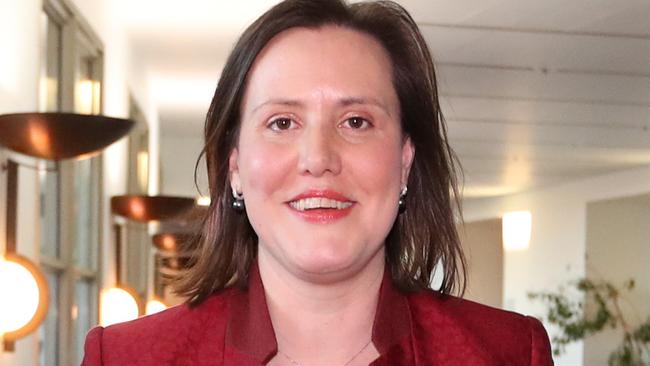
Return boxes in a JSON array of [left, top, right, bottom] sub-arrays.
[[297, 124, 342, 177]]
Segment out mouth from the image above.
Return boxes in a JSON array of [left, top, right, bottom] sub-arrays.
[[286, 190, 355, 223], [288, 197, 353, 211]]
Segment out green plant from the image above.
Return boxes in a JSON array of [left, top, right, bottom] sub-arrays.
[[528, 278, 650, 366]]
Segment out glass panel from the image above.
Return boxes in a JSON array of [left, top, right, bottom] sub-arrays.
[[74, 37, 101, 115], [39, 270, 60, 366], [40, 169, 60, 259], [73, 158, 99, 270], [126, 101, 150, 194], [73, 279, 95, 365], [126, 224, 149, 296], [40, 12, 62, 112], [137, 148, 149, 192]]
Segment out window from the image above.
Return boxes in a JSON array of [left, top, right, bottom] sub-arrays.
[[124, 98, 150, 300], [38, 1, 103, 365]]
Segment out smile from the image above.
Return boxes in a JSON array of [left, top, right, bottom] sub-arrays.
[[286, 189, 355, 223], [289, 197, 353, 211]]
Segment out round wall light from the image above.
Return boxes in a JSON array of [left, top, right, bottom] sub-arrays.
[[0, 254, 49, 350], [145, 298, 167, 315], [99, 287, 141, 327]]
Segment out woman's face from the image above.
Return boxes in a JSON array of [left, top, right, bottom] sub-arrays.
[[230, 26, 414, 282]]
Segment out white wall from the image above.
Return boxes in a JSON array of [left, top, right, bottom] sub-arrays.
[[159, 135, 207, 197], [464, 164, 650, 366], [459, 218, 503, 308], [0, 0, 46, 363], [0, 0, 40, 114], [584, 195, 650, 364]]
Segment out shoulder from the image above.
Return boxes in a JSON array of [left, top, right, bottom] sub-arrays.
[[408, 289, 533, 330], [82, 290, 232, 365], [406, 289, 553, 365]]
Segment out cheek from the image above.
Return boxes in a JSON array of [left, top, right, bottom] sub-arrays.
[[349, 142, 403, 198], [237, 139, 296, 240], [238, 141, 294, 200], [343, 140, 403, 251]]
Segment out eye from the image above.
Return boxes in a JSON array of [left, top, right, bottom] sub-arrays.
[[341, 116, 371, 130], [268, 117, 297, 131]]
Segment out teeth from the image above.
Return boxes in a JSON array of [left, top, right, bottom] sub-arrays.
[[289, 197, 353, 211]]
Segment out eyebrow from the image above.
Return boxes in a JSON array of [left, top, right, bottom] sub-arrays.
[[251, 96, 393, 117], [339, 97, 391, 115], [251, 99, 302, 114]]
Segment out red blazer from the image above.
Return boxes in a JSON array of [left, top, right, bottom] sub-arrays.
[[82, 265, 553, 365]]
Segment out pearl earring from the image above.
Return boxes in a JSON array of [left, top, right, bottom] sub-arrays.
[[232, 188, 245, 212], [398, 186, 408, 214]]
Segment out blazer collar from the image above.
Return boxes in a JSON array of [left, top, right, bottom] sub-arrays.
[[225, 261, 412, 363]]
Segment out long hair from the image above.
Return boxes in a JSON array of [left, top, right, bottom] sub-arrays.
[[174, 0, 466, 305]]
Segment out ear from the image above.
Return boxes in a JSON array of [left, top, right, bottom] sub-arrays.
[[229, 147, 241, 194], [401, 137, 415, 187]]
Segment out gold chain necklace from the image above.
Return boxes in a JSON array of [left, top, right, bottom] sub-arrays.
[[278, 339, 373, 366]]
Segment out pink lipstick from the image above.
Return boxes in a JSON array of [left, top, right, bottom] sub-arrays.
[[286, 189, 355, 223]]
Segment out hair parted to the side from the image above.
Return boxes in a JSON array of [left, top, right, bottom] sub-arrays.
[[174, 0, 466, 306]]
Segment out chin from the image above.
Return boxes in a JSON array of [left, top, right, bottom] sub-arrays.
[[297, 257, 353, 275], [287, 241, 381, 282]]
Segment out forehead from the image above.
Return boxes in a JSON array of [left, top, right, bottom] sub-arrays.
[[241, 25, 397, 111]]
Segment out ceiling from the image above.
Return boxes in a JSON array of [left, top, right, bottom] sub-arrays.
[[119, 0, 650, 199]]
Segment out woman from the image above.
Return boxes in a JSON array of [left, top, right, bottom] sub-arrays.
[[83, 0, 553, 365]]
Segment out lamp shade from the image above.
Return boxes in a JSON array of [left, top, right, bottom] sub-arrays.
[[0, 113, 134, 160], [111, 195, 196, 222], [0, 254, 49, 342], [100, 286, 141, 327]]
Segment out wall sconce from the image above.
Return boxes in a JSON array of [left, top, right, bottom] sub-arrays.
[[502, 211, 532, 251], [111, 195, 196, 223], [0, 112, 134, 351], [151, 232, 194, 275], [99, 286, 141, 327], [0, 160, 49, 351], [0, 254, 49, 351], [99, 221, 143, 326], [0, 113, 134, 160], [150, 232, 195, 313], [105, 195, 196, 324], [0, 257, 48, 340]]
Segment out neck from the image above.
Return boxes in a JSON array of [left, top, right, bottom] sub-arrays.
[[258, 249, 384, 366]]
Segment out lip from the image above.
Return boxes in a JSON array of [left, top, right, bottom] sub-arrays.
[[286, 189, 355, 224]]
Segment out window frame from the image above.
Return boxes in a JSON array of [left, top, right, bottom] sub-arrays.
[[38, 1, 105, 365]]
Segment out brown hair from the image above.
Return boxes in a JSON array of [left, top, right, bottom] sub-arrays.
[[175, 0, 466, 305]]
